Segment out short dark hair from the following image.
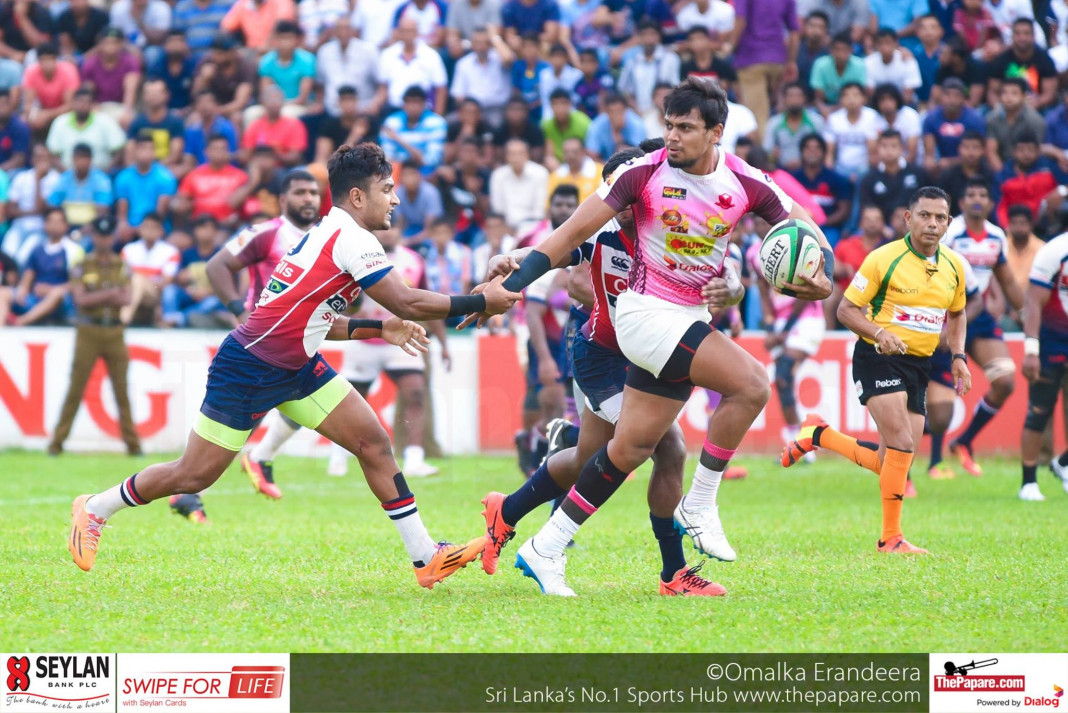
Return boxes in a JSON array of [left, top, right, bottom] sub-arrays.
[[1012, 16, 1034, 29], [839, 81, 866, 97], [963, 176, 991, 195], [1001, 77, 1030, 94], [805, 10, 830, 25], [878, 128, 903, 143], [42, 206, 67, 222], [37, 41, 58, 57], [800, 133, 827, 153], [206, 132, 230, 146], [72, 143, 93, 157], [337, 85, 357, 98], [908, 186, 951, 209], [663, 76, 728, 129], [402, 85, 427, 102], [603, 146, 645, 179], [945, 35, 971, 59], [327, 143, 393, 203], [165, 29, 186, 42], [548, 42, 569, 56], [133, 134, 155, 146], [578, 48, 599, 61], [550, 183, 580, 202], [280, 168, 317, 193], [1007, 204, 1034, 222], [0, 88, 11, 101], [549, 87, 572, 102], [960, 130, 985, 144], [602, 91, 626, 108], [275, 19, 302, 35], [636, 18, 660, 34], [400, 158, 421, 171], [141, 212, 164, 225], [1014, 129, 1041, 146], [874, 27, 898, 42], [686, 25, 711, 39], [831, 31, 852, 47], [638, 137, 665, 153], [74, 87, 94, 99], [873, 83, 904, 109], [193, 214, 219, 229]]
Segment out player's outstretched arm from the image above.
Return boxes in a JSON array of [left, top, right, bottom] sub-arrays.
[[363, 268, 522, 322], [483, 246, 580, 282]]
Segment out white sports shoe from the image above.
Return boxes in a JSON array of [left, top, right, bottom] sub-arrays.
[[404, 461, 439, 478], [674, 498, 737, 562], [327, 452, 348, 477], [515, 539, 576, 596], [803, 450, 817, 464], [1019, 482, 1045, 502], [1051, 458, 1068, 494]]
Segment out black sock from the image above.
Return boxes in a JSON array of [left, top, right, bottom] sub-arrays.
[[1057, 451, 1068, 468], [812, 425, 826, 447], [650, 513, 686, 582], [501, 462, 564, 527], [955, 397, 998, 447], [1023, 464, 1038, 486], [929, 430, 944, 469], [559, 447, 629, 525]]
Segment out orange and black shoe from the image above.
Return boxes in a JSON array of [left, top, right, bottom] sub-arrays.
[[415, 538, 485, 589], [781, 413, 828, 467], [949, 441, 983, 477], [169, 494, 208, 524], [877, 534, 929, 554], [69, 494, 107, 571], [243, 454, 282, 499], [723, 466, 748, 480], [659, 562, 727, 597], [480, 492, 515, 575]]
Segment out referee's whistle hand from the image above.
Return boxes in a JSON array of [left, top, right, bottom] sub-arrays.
[[952, 359, 972, 396]]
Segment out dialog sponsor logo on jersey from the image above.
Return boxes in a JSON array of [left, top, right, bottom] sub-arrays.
[[662, 186, 687, 199], [930, 653, 1068, 713], [850, 272, 869, 292], [3, 653, 115, 713], [665, 257, 718, 272], [666, 234, 716, 256], [117, 654, 288, 713], [893, 305, 946, 333]]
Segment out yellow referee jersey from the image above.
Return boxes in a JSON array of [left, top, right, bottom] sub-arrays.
[[843, 234, 967, 358]]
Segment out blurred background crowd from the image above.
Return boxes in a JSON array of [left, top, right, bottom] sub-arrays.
[[0, 0, 1063, 333]]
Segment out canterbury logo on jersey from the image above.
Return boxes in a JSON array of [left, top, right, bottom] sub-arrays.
[[610, 255, 630, 271], [894, 305, 946, 332]]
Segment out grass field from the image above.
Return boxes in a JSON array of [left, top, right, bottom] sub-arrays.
[[2, 449, 1065, 653]]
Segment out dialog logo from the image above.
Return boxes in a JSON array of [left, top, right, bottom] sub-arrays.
[[3, 653, 115, 713], [117, 654, 288, 713]]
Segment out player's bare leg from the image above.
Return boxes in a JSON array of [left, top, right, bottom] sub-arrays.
[[70, 432, 239, 570], [394, 372, 437, 477], [865, 392, 928, 554], [315, 389, 483, 588], [926, 382, 957, 480], [950, 338, 1015, 477]]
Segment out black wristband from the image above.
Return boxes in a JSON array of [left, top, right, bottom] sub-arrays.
[[780, 286, 798, 298], [448, 293, 487, 317], [952, 353, 968, 364], [821, 247, 834, 281], [348, 318, 383, 339], [502, 250, 552, 292], [227, 299, 245, 316]]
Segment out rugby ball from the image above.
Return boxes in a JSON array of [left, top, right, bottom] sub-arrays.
[[758, 219, 822, 293]]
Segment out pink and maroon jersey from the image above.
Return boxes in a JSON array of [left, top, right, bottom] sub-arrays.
[[225, 216, 310, 312], [1030, 233, 1068, 336], [596, 148, 792, 306], [231, 207, 393, 369], [356, 244, 428, 345], [578, 220, 634, 352]]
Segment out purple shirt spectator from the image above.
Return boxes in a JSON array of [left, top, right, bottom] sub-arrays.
[[732, 0, 798, 68], [80, 51, 141, 104]]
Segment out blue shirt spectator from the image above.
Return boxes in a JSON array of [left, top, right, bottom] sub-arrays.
[[115, 161, 178, 227], [26, 234, 79, 285], [0, 111, 30, 169], [149, 47, 197, 111], [1045, 96, 1068, 151], [585, 98, 647, 160], [869, 0, 928, 33], [501, 0, 561, 37], [184, 113, 239, 165], [922, 100, 985, 160], [48, 166, 114, 227], [172, 0, 232, 55], [259, 47, 316, 102], [395, 166, 445, 241], [379, 88, 448, 176], [512, 56, 551, 109]]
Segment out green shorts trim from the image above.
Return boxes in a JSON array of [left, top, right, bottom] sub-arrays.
[[194, 413, 252, 452], [277, 373, 353, 429]]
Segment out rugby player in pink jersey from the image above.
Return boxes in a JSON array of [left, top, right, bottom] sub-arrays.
[[69, 144, 522, 588], [478, 146, 728, 596], [466, 78, 835, 595]]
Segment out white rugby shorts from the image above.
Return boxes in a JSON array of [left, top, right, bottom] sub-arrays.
[[615, 290, 712, 378]]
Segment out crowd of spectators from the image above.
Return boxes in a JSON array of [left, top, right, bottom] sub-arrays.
[[0, 0, 1064, 331]]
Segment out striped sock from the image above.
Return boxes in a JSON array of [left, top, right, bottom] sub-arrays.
[[684, 442, 735, 509], [87, 474, 147, 520], [382, 487, 437, 567]]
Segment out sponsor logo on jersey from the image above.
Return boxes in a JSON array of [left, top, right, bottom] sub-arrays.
[[662, 186, 687, 199], [361, 251, 385, 260], [266, 278, 289, 294], [716, 193, 735, 209], [273, 259, 304, 281], [610, 255, 630, 271], [705, 214, 731, 238], [850, 272, 869, 292], [890, 285, 920, 294], [665, 257, 718, 272], [660, 208, 688, 232], [326, 294, 349, 313], [894, 305, 946, 332], [666, 234, 716, 256]]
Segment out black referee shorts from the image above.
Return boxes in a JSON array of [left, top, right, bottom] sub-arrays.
[[852, 339, 931, 416]]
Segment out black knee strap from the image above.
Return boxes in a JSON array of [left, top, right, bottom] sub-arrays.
[[659, 321, 712, 383]]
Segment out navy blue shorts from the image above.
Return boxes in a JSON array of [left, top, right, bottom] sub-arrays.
[[966, 310, 1003, 348], [928, 348, 955, 389], [563, 306, 589, 380], [1041, 328, 1068, 371], [571, 329, 629, 414], [200, 335, 340, 432], [526, 337, 568, 393]]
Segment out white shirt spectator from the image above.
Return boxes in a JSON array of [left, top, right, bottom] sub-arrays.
[[490, 161, 550, 233], [824, 105, 882, 178], [864, 49, 922, 93], [875, 105, 922, 145], [3, 168, 60, 265], [1048, 0, 1068, 48], [317, 37, 381, 114], [299, 0, 351, 47], [376, 41, 448, 108], [472, 234, 516, 280], [675, 0, 735, 35], [538, 64, 583, 113], [985, 0, 1046, 47], [618, 46, 680, 114], [394, 0, 447, 44], [451, 49, 511, 111], [721, 101, 758, 153], [46, 111, 126, 171], [121, 239, 181, 279], [109, 0, 172, 47], [353, 0, 406, 48]]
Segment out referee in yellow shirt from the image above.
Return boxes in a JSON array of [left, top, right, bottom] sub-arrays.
[[782, 187, 972, 554]]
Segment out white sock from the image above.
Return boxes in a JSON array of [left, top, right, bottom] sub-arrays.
[[329, 441, 349, 463], [382, 494, 438, 566], [684, 463, 723, 509], [531, 507, 581, 559], [782, 424, 799, 445], [249, 411, 299, 463], [87, 474, 146, 519], [403, 445, 425, 467]]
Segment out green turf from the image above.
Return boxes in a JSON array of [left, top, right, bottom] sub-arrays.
[[1, 449, 1065, 653]]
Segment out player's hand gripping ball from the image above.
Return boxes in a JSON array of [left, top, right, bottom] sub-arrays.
[[758, 218, 823, 294]]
